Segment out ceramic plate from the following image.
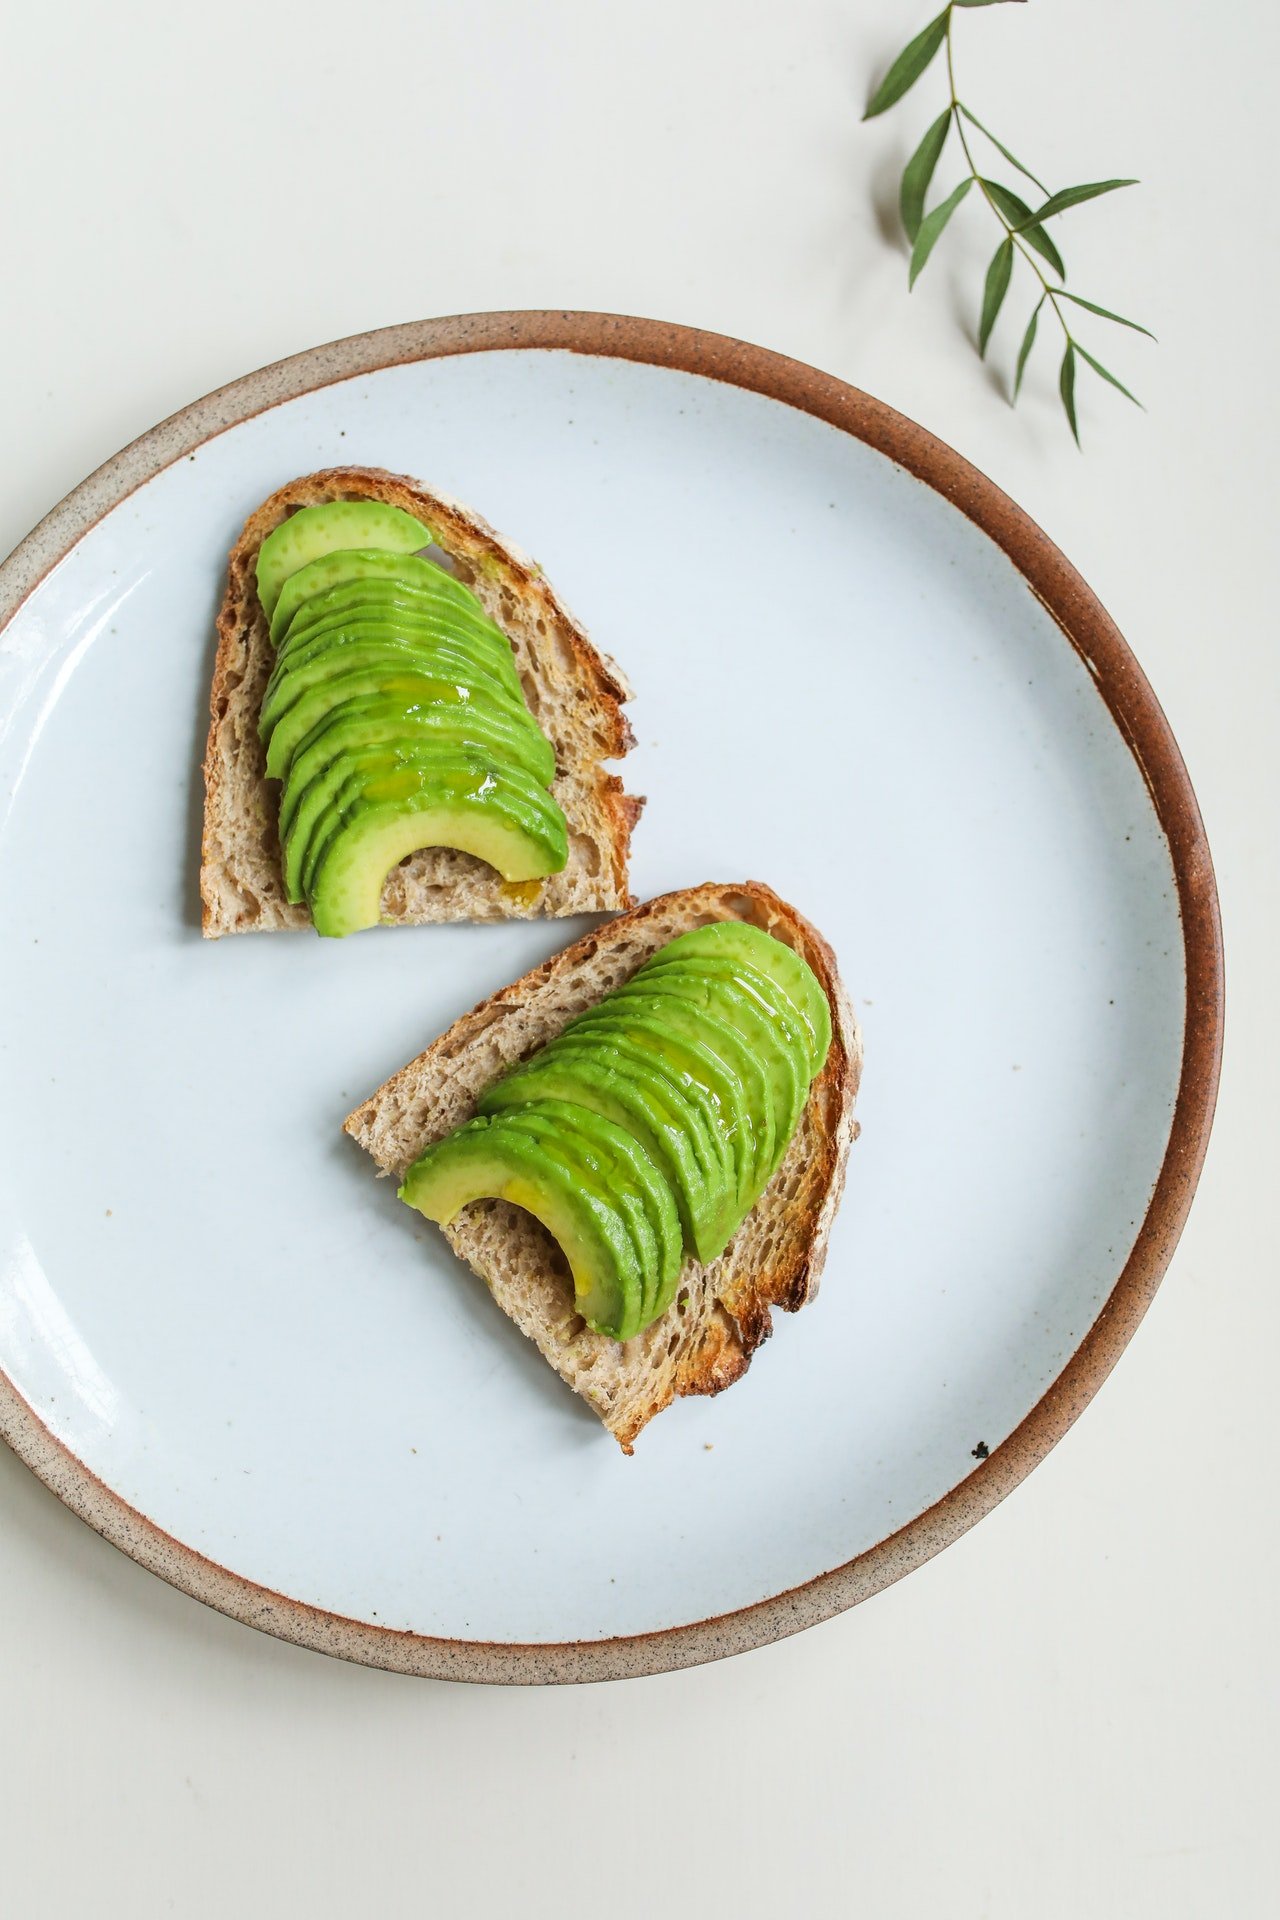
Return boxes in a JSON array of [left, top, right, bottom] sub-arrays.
[[0, 314, 1222, 1682]]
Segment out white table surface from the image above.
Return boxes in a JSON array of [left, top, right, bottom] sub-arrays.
[[1, 2, 1274, 1913]]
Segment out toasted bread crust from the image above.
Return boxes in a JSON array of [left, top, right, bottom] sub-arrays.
[[200, 466, 640, 936], [344, 882, 861, 1449]]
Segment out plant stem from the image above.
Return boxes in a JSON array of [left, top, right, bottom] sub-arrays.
[[944, 8, 1076, 356]]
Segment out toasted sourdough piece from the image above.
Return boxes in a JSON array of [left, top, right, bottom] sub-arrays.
[[344, 881, 862, 1451], [200, 467, 641, 936]]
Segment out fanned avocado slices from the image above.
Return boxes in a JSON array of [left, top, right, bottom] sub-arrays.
[[479, 1034, 728, 1267], [270, 547, 487, 644], [264, 673, 551, 784], [645, 921, 832, 1074], [253, 500, 564, 938], [401, 921, 832, 1343], [400, 1108, 665, 1341], [294, 751, 568, 930], [256, 502, 434, 619]]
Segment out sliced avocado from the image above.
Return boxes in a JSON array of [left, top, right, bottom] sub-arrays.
[[509, 1101, 681, 1329], [260, 642, 529, 742], [559, 1000, 755, 1248], [628, 961, 806, 1190], [594, 986, 775, 1217], [277, 575, 510, 661], [649, 923, 831, 1076], [255, 503, 433, 619], [304, 760, 568, 937], [479, 1042, 717, 1268], [269, 626, 523, 712], [275, 694, 555, 814], [270, 548, 478, 644], [495, 1101, 680, 1329], [269, 622, 513, 693], [270, 614, 524, 700], [287, 744, 563, 903], [263, 670, 532, 780], [498, 1107, 661, 1314], [558, 1005, 750, 1221], [280, 596, 515, 686], [307, 798, 562, 937], [538, 1026, 737, 1231], [642, 950, 816, 1102], [399, 1114, 642, 1340], [278, 720, 529, 850]]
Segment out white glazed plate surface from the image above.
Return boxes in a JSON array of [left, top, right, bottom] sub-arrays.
[[0, 319, 1218, 1678]]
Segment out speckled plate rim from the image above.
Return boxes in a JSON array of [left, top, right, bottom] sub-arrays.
[[0, 311, 1224, 1684]]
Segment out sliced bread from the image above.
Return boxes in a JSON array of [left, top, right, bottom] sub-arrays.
[[200, 466, 641, 936], [344, 881, 862, 1451]]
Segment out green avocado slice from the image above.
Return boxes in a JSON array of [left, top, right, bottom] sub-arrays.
[[638, 951, 812, 1079], [277, 575, 511, 659], [536, 1029, 735, 1218], [260, 639, 525, 738], [592, 986, 776, 1219], [514, 1102, 681, 1329], [268, 634, 523, 720], [270, 548, 481, 644], [558, 1002, 752, 1220], [256, 502, 433, 619], [557, 1000, 755, 1251], [479, 1042, 715, 1269], [399, 1114, 642, 1341], [267, 630, 517, 711], [538, 1026, 737, 1229], [270, 615, 524, 700], [262, 671, 547, 782], [648, 923, 832, 1077], [497, 1106, 661, 1316], [627, 961, 806, 1192], [278, 723, 545, 853], [278, 599, 521, 691], [275, 694, 555, 813], [302, 758, 567, 936], [494, 1102, 681, 1330], [288, 744, 563, 902]]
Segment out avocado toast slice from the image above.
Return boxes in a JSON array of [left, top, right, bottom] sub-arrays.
[[200, 467, 641, 935], [344, 881, 861, 1452]]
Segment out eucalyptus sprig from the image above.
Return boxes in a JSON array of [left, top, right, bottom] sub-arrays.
[[864, 0, 1153, 443]]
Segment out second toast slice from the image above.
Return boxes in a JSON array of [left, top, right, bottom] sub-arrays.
[[345, 882, 861, 1450], [201, 466, 642, 936]]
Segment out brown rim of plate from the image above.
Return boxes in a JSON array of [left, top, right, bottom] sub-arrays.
[[0, 311, 1224, 1685]]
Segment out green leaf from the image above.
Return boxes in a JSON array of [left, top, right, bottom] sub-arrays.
[[1057, 291, 1156, 340], [958, 105, 1048, 193], [1026, 179, 1138, 223], [1060, 342, 1080, 446], [1013, 295, 1044, 400], [953, 1, 1028, 7], [982, 179, 1065, 278], [1076, 343, 1142, 407], [978, 238, 1014, 356], [900, 110, 952, 243], [863, 10, 949, 119], [909, 177, 974, 288], [1019, 220, 1066, 280]]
